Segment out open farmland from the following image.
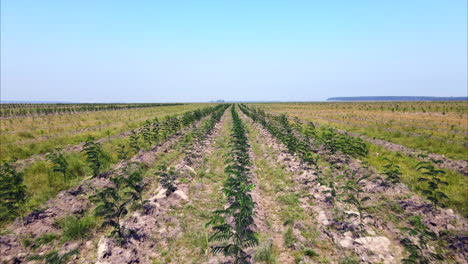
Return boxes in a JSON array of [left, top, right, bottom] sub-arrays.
[[0, 102, 467, 264]]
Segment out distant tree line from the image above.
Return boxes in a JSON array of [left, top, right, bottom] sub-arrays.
[[327, 96, 468, 102]]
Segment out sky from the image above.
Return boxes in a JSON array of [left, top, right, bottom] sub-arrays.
[[1, 1, 467, 102]]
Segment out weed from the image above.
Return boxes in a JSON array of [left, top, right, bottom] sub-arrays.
[[23, 233, 57, 249], [28, 249, 78, 263], [339, 256, 360, 264], [284, 227, 296, 248], [56, 215, 96, 242], [254, 240, 277, 263], [303, 248, 319, 257]]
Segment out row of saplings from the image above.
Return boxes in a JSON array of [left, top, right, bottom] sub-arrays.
[[125, 105, 226, 158], [206, 106, 258, 264], [0, 105, 229, 262], [239, 104, 450, 263], [158, 103, 230, 197], [239, 104, 368, 161]]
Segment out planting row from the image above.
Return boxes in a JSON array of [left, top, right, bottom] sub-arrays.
[[206, 106, 259, 263]]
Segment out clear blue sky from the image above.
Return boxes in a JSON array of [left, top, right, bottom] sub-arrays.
[[1, 0, 467, 102]]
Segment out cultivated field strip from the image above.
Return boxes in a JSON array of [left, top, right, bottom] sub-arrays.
[[263, 106, 468, 215], [263, 110, 468, 176], [0, 105, 194, 136], [313, 113, 468, 135], [10, 105, 216, 173], [1, 106, 202, 142], [304, 110, 468, 136], [3, 116, 151, 145], [240, 109, 356, 262], [345, 130, 468, 176], [290, 113, 467, 145], [0, 105, 227, 263], [255, 103, 467, 161], [241, 111, 322, 262], [244, 106, 468, 213], [1, 104, 209, 162], [240, 105, 467, 263]]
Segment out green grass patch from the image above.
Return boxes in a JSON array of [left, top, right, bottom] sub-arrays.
[[55, 215, 97, 242], [22, 233, 58, 249], [284, 227, 297, 248], [254, 239, 277, 263]]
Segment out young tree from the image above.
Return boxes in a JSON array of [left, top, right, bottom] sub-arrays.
[[129, 131, 141, 152], [117, 144, 129, 161], [382, 158, 402, 184], [416, 162, 449, 210], [341, 174, 372, 234], [0, 162, 27, 221], [82, 139, 104, 177], [47, 150, 69, 180], [141, 121, 154, 146], [158, 168, 178, 196], [90, 167, 146, 244]]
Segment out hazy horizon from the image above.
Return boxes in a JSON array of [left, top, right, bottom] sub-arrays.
[[1, 1, 467, 103]]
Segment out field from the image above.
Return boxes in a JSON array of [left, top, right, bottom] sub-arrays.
[[0, 102, 466, 264]]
